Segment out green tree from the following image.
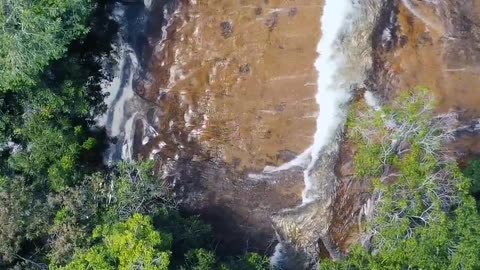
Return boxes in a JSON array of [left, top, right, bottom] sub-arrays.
[[0, 177, 50, 263], [58, 214, 172, 270], [0, 0, 92, 92], [464, 159, 480, 195], [181, 249, 217, 270], [321, 89, 480, 269]]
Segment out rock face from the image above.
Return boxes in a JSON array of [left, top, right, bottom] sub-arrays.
[[130, 0, 325, 255], [272, 136, 341, 266], [136, 0, 324, 171], [373, 0, 480, 116], [369, 0, 480, 159], [103, 0, 480, 266], [328, 0, 480, 255]]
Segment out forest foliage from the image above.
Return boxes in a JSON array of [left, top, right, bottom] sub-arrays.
[[321, 89, 480, 269]]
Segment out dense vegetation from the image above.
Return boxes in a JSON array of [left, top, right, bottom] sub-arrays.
[[0, 1, 268, 269], [320, 89, 480, 269]]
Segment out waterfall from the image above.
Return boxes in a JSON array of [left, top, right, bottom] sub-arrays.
[[96, 2, 143, 163], [97, 0, 170, 163], [271, 0, 354, 266], [144, 0, 153, 10], [257, 0, 353, 188], [302, 0, 353, 204], [272, 0, 382, 267]]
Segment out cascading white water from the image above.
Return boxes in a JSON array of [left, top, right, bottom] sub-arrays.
[[271, 1, 358, 267], [100, 49, 137, 139], [258, 1, 353, 186], [302, 0, 353, 204], [96, 2, 139, 163], [270, 0, 383, 265], [97, 0, 174, 163]]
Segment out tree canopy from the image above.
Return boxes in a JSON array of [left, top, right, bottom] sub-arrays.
[[321, 89, 480, 269], [0, 0, 92, 92], [58, 214, 172, 270]]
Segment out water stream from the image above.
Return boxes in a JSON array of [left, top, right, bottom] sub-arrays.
[[303, 0, 353, 204], [271, 0, 355, 266], [98, 0, 174, 163], [272, 0, 382, 267]]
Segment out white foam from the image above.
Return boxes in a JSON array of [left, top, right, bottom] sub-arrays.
[[257, 0, 352, 185], [270, 242, 285, 267], [97, 42, 138, 163], [303, 0, 353, 203], [97, 48, 137, 138], [142, 136, 150, 145], [144, 0, 152, 10], [262, 146, 312, 173], [121, 112, 138, 161]]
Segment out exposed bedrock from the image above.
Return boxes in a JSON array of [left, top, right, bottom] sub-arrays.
[[103, 0, 480, 267]]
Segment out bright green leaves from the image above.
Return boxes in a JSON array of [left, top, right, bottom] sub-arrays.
[[60, 214, 172, 270], [82, 137, 97, 150], [448, 197, 480, 270], [0, 0, 92, 92], [394, 87, 434, 126], [241, 253, 271, 270], [181, 249, 217, 270], [96, 213, 172, 270], [322, 89, 480, 269], [57, 246, 114, 270], [464, 160, 480, 195], [354, 143, 383, 178]]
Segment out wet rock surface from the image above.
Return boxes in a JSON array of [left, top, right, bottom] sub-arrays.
[[136, 0, 324, 171], [130, 0, 324, 255], [105, 0, 480, 265]]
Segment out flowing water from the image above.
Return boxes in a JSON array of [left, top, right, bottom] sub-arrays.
[[98, 1, 148, 163], [302, 0, 352, 204], [98, 0, 176, 163], [99, 0, 380, 265], [102, 0, 325, 256], [272, 1, 382, 267]]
